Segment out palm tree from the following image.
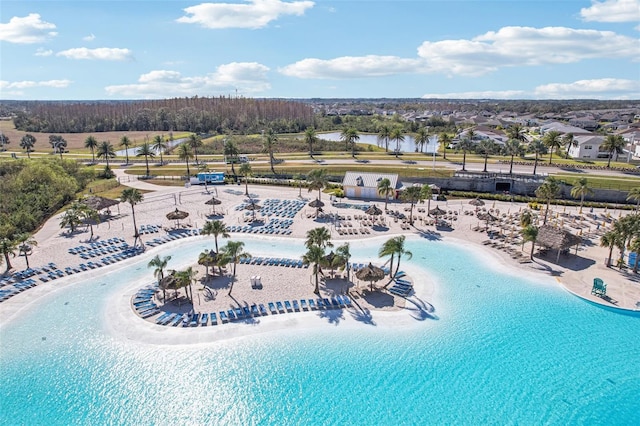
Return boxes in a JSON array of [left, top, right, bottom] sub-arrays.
[[528, 138, 547, 175], [503, 139, 523, 175], [49, 135, 67, 159], [263, 129, 278, 174], [414, 127, 429, 153], [304, 127, 318, 157], [378, 123, 392, 152], [438, 132, 452, 160], [16, 233, 37, 269], [336, 242, 352, 283], [307, 168, 328, 201], [421, 184, 434, 216], [151, 135, 167, 165], [535, 177, 560, 225], [543, 130, 562, 165], [477, 139, 495, 173], [20, 134, 36, 159], [389, 127, 404, 158], [379, 236, 412, 284], [303, 244, 325, 294], [627, 187, 640, 213], [0, 133, 9, 151], [341, 127, 360, 158], [77, 203, 100, 241], [0, 237, 17, 272], [148, 255, 171, 301], [520, 210, 533, 228], [221, 241, 251, 294], [305, 226, 333, 250], [630, 237, 640, 274], [400, 186, 423, 225], [136, 142, 155, 176], [223, 138, 240, 176], [458, 137, 474, 172], [187, 134, 202, 165], [84, 136, 98, 164], [59, 202, 84, 233], [120, 135, 132, 165], [521, 225, 539, 260], [600, 230, 620, 268], [177, 143, 193, 177], [570, 178, 594, 214], [377, 178, 393, 211], [562, 133, 577, 158], [198, 250, 217, 279], [201, 220, 229, 275], [239, 162, 252, 196], [120, 188, 144, 247], [96, 140, 115, 169], [506, 123, 527, 144], [294, 173, 305, 198], [601, 134, 625, 168]]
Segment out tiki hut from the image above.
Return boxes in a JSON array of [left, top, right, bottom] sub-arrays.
[[308, 198, 325, 218], [365, 204, 383, 216], [166, 208, 189, 227], [204, 197, 222, 214], [536, 225, 582, 263], [82, 195, 120, 215], [355, 262, 386, 291]]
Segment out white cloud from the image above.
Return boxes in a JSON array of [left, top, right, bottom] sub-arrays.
[[580, 0, 640, 22], [83, 33, 96, 41], [0, 79, 71, 90], [105, 62, 270, 98], [0, 13, 57, 44], [56, 47, 134, 61], [421, 90, 526, 99], [534, 78, 640, 99], [281, 26, 639, 80], [177, 0, 314, 29], [35, 47, 53, 57]]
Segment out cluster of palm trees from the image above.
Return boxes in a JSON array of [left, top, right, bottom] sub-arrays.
[[302, 226, 350, 294], [59, 200, 101, 239], [378, 235, 412, 286], [600, 209, 640, 272], [0, 233, 38, 272]]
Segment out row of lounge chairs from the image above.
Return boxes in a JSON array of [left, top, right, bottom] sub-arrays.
[[152, 295, 354, 327], [388, 278, 413, 297], [227, 225, 293, 235], [337, 227, 371, 235], [239, 256, 308, 268], [145, 228, 202, 247], [68, 238, 126, 254], [133, 286, 160, 319], [138, 224, 161, 234]]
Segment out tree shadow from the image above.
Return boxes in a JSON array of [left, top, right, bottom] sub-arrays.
[[404, 296, 439, 321], [349, 307, 376, 325], [358, 289, 395, 308], [317, 308, 344, 325], [417, 229, 442, 241]]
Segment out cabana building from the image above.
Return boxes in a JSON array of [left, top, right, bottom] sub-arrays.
[[342, 172, 400, 200], [536, 225, 582, 263]]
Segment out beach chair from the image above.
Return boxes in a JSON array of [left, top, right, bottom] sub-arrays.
[[591, 278, 607, 296], [276, 301, 284, 313], [219, 311, 228, 323], [292, 300, 300, 311], [210, 312, 218, 325], [284, 300, 292, 312], [300, 299, 307, 310], [269, 302, 277, 314], [259, 304, 268, 316], [200, 313, 208, 326]]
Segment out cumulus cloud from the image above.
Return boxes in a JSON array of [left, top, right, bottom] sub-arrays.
[[177, 0, 314, 29], [0, 13, 57, 44], [580, 0, 640, 22], [35, 47, 53, 57], [105, 62, 270, 98], [56, 47, 133, 61], [0, 79, 71, 90], [280, 55, 424, 79], [421, 90, 526, 100], [83, 33, 96, 41], [534, 78, 640, 99]]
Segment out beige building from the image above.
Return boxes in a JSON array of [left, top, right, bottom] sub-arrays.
[[342, 171, 400, 199]]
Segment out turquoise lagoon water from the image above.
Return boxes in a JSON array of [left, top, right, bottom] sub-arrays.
[[1, 236, 639, 425]]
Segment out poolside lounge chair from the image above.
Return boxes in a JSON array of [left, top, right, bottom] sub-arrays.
[[300, 299, 307, 310], [591, 278, 607, 297], [210, 312, 218, 325], [259, 304, 268, 316], [268, 302, 277, 314], [200, 313, 208, 326], [276, 301, 284, 312], [219, 311, 228, 323], [284, 300, 292, 312], [251, 304, 259, 316]]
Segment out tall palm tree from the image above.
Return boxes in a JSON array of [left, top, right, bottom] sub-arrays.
[[120, 188, 144, 247], [543, 130, 562, 165], [305, 226, 333, 250], [378, 123, 392, 152], [400, 185, 424, 225], [438, 132, 452, 160], [600, 230, 620, 268], [223, 138, 240, 176], [630, 237, 640, 274], [136, 142, 155, 176], [177, 142, 193, 177], [96, 140, 115, 169], [221, 241, 251, 295], [458, 138, 474, 172], [294, 173, 305, 198], [506, 123, 527, 144], [601, 134, 625, 168], [528, 139, 547, 175], [379, 236, 412, 284], [521, 225, 539, 260], [49, 135, 67, 159], [120, 135, 132, 165], [535, 177, 560, 225], [336, 242, 352, 283], [570, 178, 594, 214], [201, 220, 229, 253], [414, 127, 429, 153], [148, 255, 171, 301], [20, 134, 36, 159], [307, 168, 328, 201], [304, 127, 318, 157], [562, 133, 577, 158], [77, 203, 100, 241], [84, 135, 98, 164], [389, 127, 404, 158], [421, 184, 434, 217], [341, 127, 360, 158], [151, 135, 167, 165], [239, 162, 252, 196], [303, 244, 325, 294], [187, 134, 202, 165], [0, 133, 9, 151], [477, 139, 495, 173], [59, 202, 84, 233], [627, 187, 640, 213], [262, 129, 278, 174], [377, 178, 393, 211], [16, 233, 37, 269], [503, 139, 523, 175], [0, 237, 17, 272]]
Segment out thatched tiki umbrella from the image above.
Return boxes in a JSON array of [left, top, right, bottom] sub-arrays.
[[159, 273, 179, 302], [536, 225, 582, 263], [365, 204, 383, 217], [429, 206, 446, 218], [204, 196, 222, 214], [477, 212, 498, 230], [355, 262, 386, 291], [322, 250, 346, 278], [469, 198, 485, 211], [308, 198, 325, 218], [166, 208, 189, 227], [82, 195, 120, 215], [244, 201, 261, 221]]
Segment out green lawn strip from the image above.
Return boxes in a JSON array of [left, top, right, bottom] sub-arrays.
[[551, 173, 640, 192]]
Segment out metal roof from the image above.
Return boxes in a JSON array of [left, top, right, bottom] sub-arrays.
[[342, 171, 399, 189]]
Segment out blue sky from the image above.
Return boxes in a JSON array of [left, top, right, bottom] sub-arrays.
[[1, 0, 639, 100]]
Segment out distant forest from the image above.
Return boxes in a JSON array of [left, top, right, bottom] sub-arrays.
[[7, 97, 315, 134]]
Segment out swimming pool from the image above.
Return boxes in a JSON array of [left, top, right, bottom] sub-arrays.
[[1, 236, 638, 424]]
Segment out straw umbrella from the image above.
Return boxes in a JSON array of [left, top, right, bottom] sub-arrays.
[[365, 204, 383, 216], [244, 200, 261, 221], [469, 198, 484, 213], [429, 206, 446, 217], [308, 198, 325, 218], [82, 195, 120, 215], [536, 225, 582, 263], [204, 196, 222, 214], [355, 262, 386, 291], [166, 208, 189, 227]]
